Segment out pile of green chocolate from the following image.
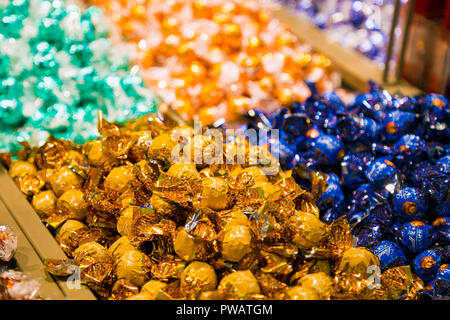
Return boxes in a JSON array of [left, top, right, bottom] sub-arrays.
[[0, 0, 158, 153]]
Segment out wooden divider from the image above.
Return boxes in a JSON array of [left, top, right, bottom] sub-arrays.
[[0, 165, 96, 300]]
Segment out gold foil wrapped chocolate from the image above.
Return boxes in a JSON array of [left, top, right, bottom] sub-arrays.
[[32, 190, 57, 219], [218, 270, 261, 299], [180, 261, 217, 298], [10, 116, 427, 300], [114, 249, 152, 287]]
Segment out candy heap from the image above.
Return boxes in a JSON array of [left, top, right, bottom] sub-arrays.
[[247, 84, 449, 299], [2, 114, 426, 300], [85, 0, 337, 124], [278, 0, 396, 64], [0, 0, 158, 153], [0, 225, 42, 300]]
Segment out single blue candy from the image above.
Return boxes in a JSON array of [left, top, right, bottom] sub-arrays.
[[400, 221, 432, 254], [357, 116, 380, 144], [382, 110, 416, 141], [365, 157, 398, 190], [413, 249, 442, 283], [431, 217, 450, 244], [435, 264, 450, 296], [318, 173, 345, 210], [394, 134, 425, 162], [422, 94, 449, 141], [372, 240, 407, 271], [393, 187, 427, 221], [304, 131, 344, 165]]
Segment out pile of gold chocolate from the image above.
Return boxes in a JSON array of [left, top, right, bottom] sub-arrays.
[[86, 0, 337, 124], [2, 115, 423, 300]]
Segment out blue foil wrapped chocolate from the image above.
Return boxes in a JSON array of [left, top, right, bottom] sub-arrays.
[[372, 240, 407, 271], [393, 187, 427, 221], [413, 249, 443, 283]]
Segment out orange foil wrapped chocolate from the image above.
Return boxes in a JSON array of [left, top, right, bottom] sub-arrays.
[[84, 0, 338, 124]]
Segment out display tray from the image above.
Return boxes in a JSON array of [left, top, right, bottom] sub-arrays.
[[267, 1, 422, 96], [0, 165, 96, 300]]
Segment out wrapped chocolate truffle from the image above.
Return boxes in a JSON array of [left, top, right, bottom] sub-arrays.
[[0, 270, 41, 300], [218, 270, 261, 299], [180, 261, 217, 297], [0, 225, 17, 263], [114, 249, 152, 287]]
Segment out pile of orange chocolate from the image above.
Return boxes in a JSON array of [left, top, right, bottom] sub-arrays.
[[2, 114, 423, 300], [86, 0, 337, 124]]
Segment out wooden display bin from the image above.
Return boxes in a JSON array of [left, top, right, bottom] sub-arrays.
[[0, 165, 96, 300]]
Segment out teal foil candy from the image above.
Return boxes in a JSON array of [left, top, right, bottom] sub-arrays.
[[0, 0, 158, 153]]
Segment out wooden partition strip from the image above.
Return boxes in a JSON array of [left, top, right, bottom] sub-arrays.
[[0, 165, 96, 300]]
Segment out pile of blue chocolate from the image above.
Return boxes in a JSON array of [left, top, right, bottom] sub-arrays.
[[246, 83, 449, 299], [278, 0, 395, 64]]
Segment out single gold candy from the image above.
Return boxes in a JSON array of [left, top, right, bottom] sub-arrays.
[[174, 228, 206, 262], [115, 249, 151, 287], [224, 210, 249, 226], [147, 133, 176, 158], [180, 261, 217, 292], [9, 161, 36, 178], [167, 163, 201, 180], [57, 189, 87, 221], [201, 177, 229, 211], [55, 219, 88, 251], [141, 280, 167, 299], [32, 190, 57, 219], [116, 207, 134, 237], [218, 270, 261, 298], [221, 221, 252, 262], [338, 247, 380, 276], [150, 194, 177, 218], [239, 166, 268, 184], [289, 212, 327, 250], [87, 140, 112, 167], [108, 236, 135, 262], [75, 241, 110, 260], [104, 166, 132, 194], [110, 279, 139, 300], [49, 166, 84, 197], [298, 272, 333, 299], [286, 286, 320, 300]]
